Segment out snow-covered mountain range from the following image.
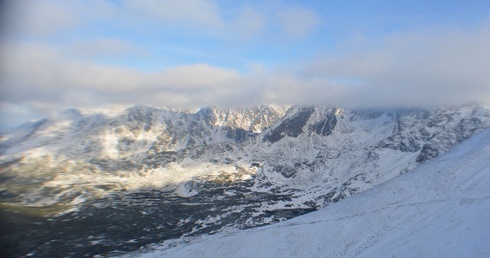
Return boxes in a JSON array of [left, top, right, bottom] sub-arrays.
[[1, 104, 490, 257], [136, 124, 490, 258]]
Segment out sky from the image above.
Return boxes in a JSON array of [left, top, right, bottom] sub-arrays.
[[1, 0, 490, 131]]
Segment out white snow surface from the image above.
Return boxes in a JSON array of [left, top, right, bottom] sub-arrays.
[[132, 128, 490, 258]]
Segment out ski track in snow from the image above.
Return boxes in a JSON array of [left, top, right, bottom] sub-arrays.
[[275, 195, 490, 228]]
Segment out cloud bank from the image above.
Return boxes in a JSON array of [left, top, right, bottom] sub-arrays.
[[304, 24, 490, 107], [3, 23, 490, 112], [1, 0, 490, 131], [2, 0, 320, 42]]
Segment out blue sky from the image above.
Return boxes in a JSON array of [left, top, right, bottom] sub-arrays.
[[1, 0, 490, 131]]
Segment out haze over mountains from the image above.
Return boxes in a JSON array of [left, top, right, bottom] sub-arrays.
[[1, 103, 489, 257]]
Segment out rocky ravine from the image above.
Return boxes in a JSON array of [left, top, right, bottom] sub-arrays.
[[1, 104, 489, 257]]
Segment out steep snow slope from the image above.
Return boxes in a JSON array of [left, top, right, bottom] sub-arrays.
[[135, 128, 490, 258]]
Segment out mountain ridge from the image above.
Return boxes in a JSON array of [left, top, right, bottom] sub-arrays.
[[2, 103, 489, 209], [1, 103, 490, 257]]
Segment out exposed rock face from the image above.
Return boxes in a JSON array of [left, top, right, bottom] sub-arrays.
[[1, 103, 490, 257], [263, 107, 315, 143], [310, 109, 338, 137]]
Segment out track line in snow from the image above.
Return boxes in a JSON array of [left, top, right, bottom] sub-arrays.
[[263, 195, 490, 230]]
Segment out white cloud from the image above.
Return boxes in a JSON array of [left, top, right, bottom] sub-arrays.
[[3, 21, 490, 125], [0, 43, 254, 110], [229, 7, 266, 38], [276, 6, 320, 39], [0, 42, 332, 117], [302, 23, 490, 107], [70, 38, 148, 59], [2, 0, 320, 43], [2, 0, 80, 36], [122, 0, 223, 28]]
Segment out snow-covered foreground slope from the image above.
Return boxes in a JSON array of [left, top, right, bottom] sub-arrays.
[[136, 128, 490, 258]]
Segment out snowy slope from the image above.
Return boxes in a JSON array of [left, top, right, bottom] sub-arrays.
[[1, 104, 490, 257], [136, 128, 490, 258]]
